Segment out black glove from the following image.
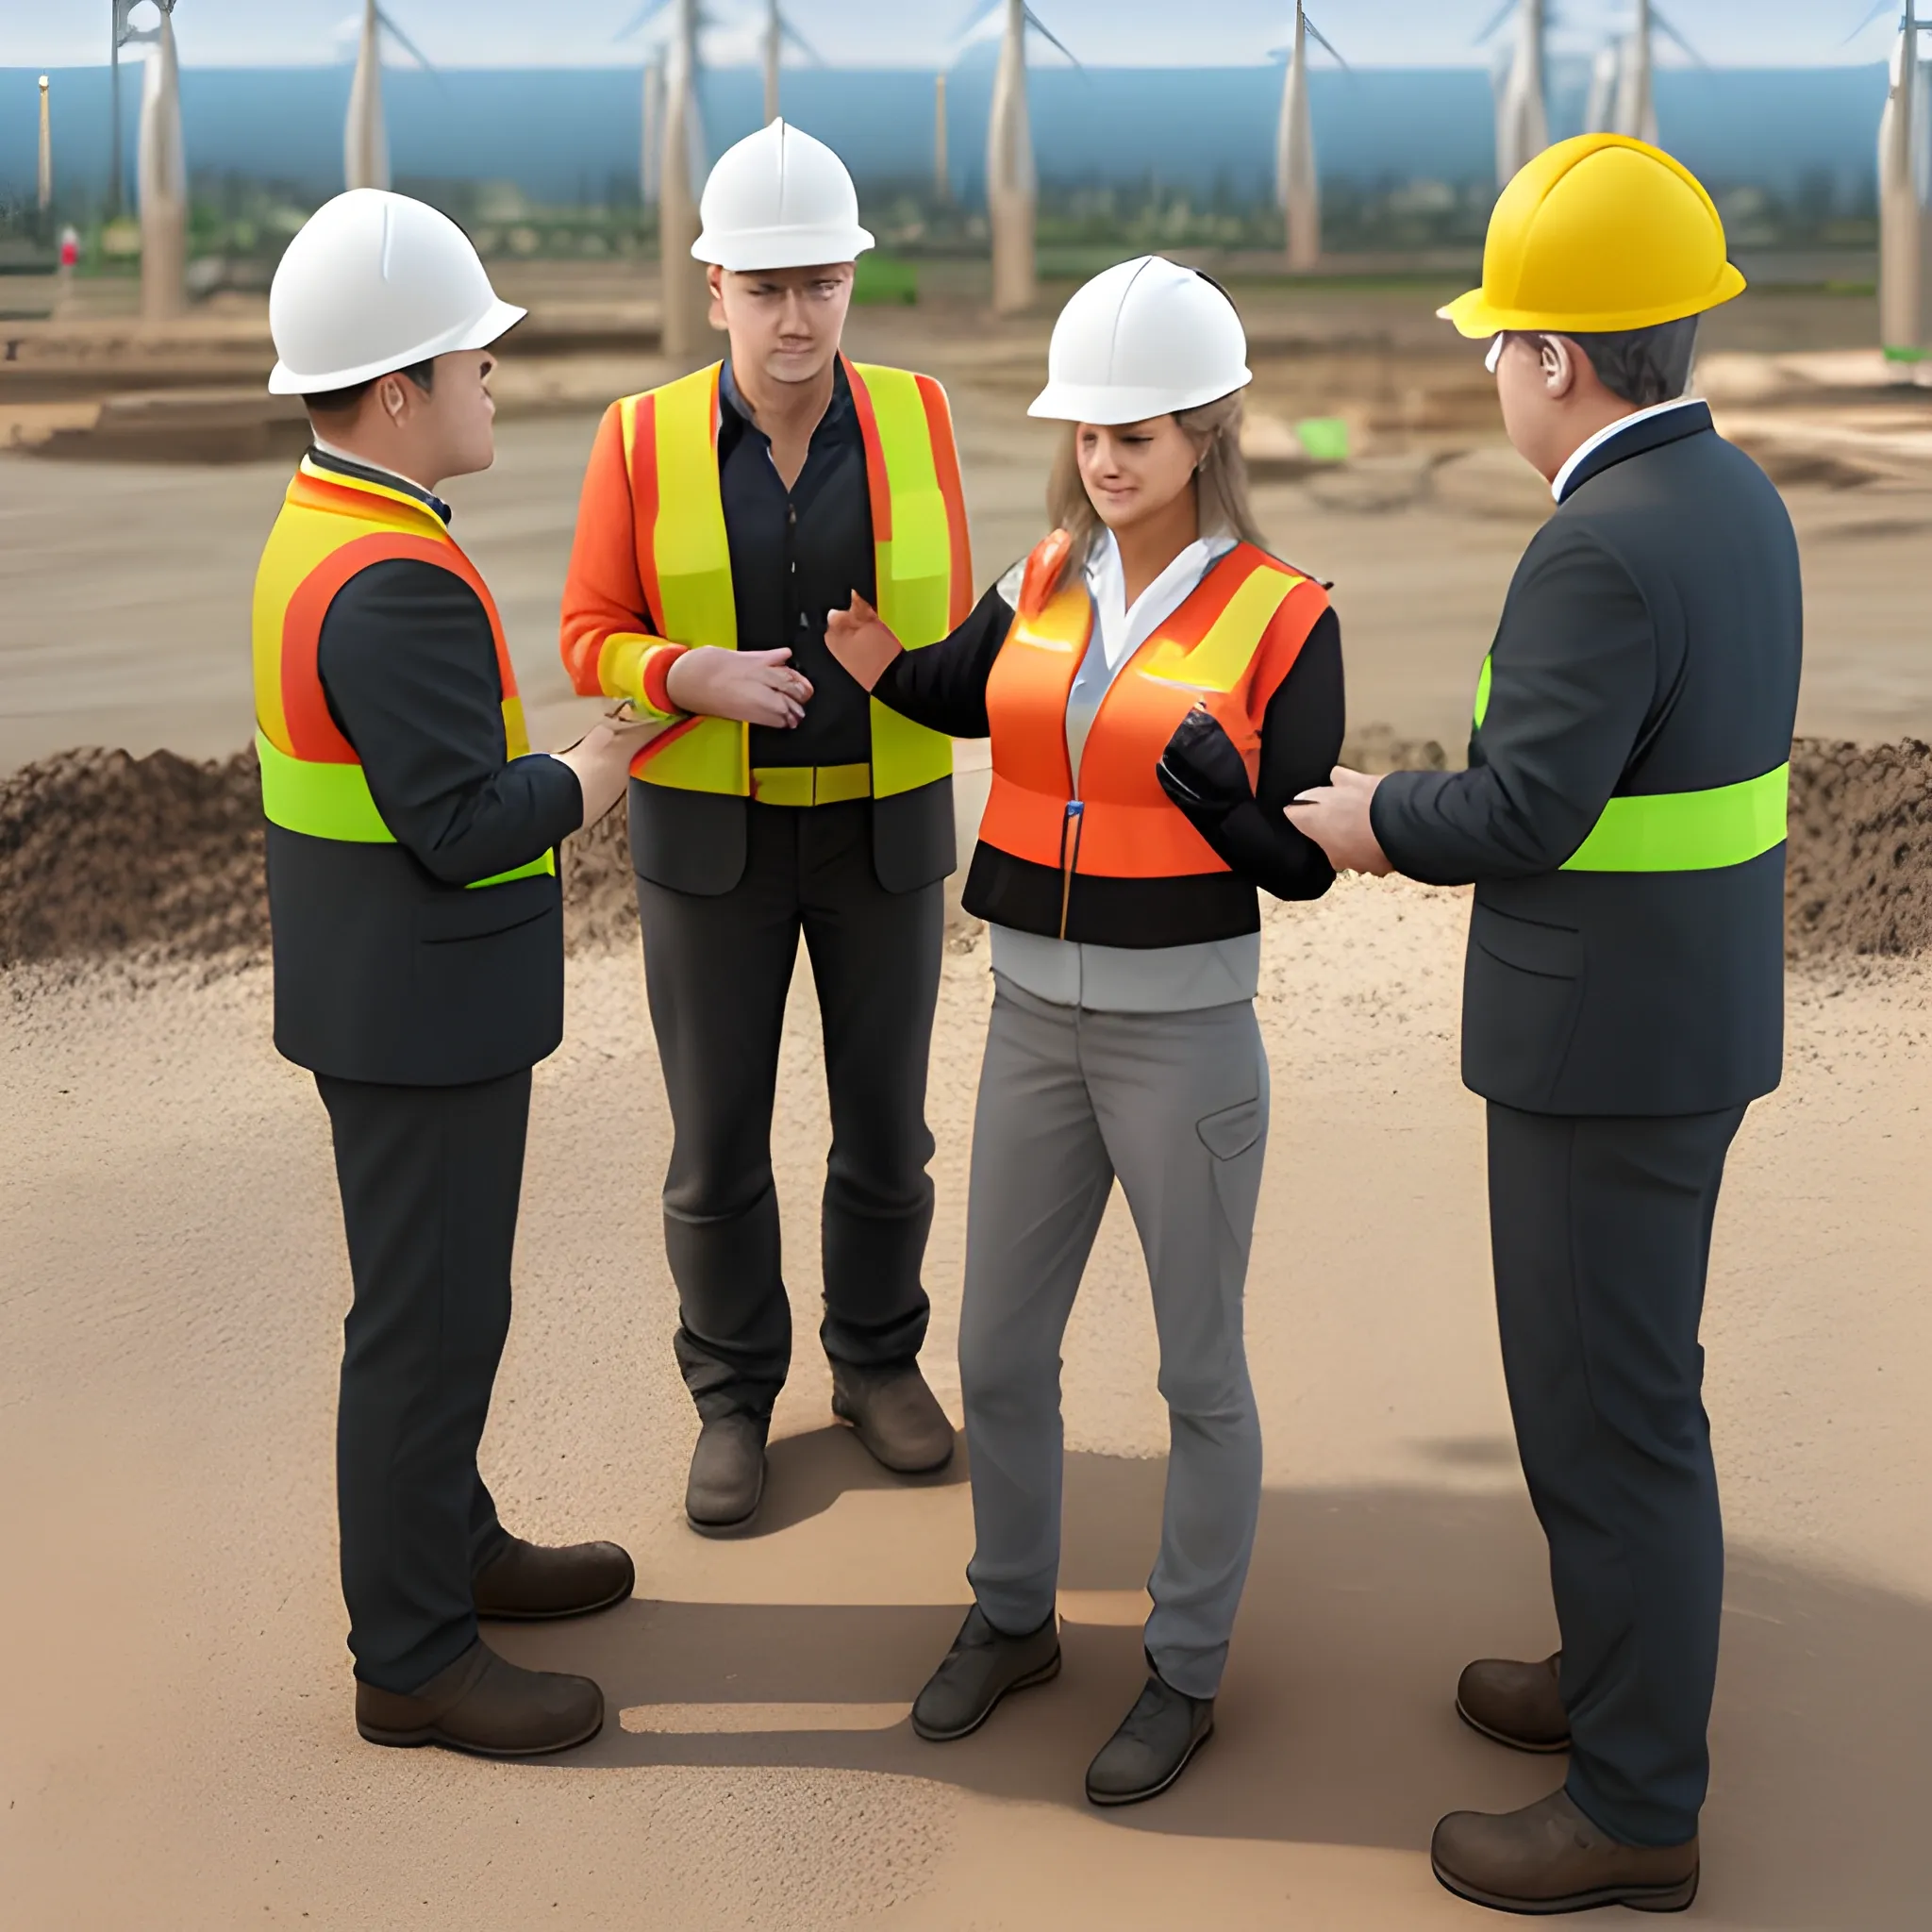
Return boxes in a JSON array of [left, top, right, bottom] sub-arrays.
[[1157, 706, 1254, 824]]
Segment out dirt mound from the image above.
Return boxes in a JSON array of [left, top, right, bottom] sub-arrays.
[[1, 737, 1928, 970]]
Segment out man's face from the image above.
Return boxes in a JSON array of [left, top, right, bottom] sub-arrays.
[[417, 348, 498, 480], [708, 263, 855, 388]]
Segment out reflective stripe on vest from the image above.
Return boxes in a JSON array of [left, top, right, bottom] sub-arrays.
[[1469, 650, 1788, 874], [979, 533, 1324, 886], [251, 458, 556, 889], [613, 356, 973, 794]]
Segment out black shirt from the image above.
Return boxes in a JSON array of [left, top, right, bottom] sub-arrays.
[[716, 358, 876, 770]]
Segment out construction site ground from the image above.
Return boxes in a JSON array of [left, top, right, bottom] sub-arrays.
[[2, 271, 1929, 1929]]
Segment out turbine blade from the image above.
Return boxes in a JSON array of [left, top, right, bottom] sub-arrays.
[[1473, 0, 1515, 45], [1303, 17, 1349, 68], [1840, 0, 1895, 42], [375, 7, 437, 71], [1023, 6, 1082, 67], [780, 14, 824, 61], [1650, 10, 1708, 67], [614, 0, 671, 41], [953, 0, 1003, 41]]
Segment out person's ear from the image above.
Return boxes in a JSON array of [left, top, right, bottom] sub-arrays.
[[706, 264, 727, 330], [376, 372, 409, 426], [1542, 335, 1578, 401]]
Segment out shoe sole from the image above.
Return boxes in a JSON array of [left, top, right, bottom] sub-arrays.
[[1455, 1696, 1572, 1755], [685, 1460, 767, 1538], [1431, 1857, 1698, 1916], [831, 1395, 956, 1475], [475, 1579, 635, 1624], [356, 1710, 604, 1759], [910, 1648, 1061, 1741], [1085, 1717, 1215, 1807]]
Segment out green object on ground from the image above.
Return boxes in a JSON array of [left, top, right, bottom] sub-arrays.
[[854, 256, 918, 306], [1881, 343, 1929, 363], [1295, 417, 1352, 462]]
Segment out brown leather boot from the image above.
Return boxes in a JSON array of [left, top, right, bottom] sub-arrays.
[[1432, 1788, 1698, 1915], [473, 1534, 635, 1621], [356, 1640, 604, 1757], [830, 1361, 955, 1474], [1457, 1651, 1571, 1753]]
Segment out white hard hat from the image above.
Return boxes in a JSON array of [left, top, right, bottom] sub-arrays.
[[692, 119, 874, 273], [1029, 256, 1252, 425], [267, 189, 525, 395]]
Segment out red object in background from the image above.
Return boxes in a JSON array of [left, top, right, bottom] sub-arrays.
[[58, 227, 80, 268]]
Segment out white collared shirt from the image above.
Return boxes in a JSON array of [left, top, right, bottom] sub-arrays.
[[1550, 396, 1706, 503]]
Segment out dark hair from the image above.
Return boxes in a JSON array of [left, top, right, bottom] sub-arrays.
[[1518, 317, 1701, 408], [303, 357, 437, 417]]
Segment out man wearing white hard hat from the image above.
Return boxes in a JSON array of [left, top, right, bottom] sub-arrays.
[[827, 256, 1345, 1805], [258, 188, 654, 1757], [561, 121, 973, 1531]]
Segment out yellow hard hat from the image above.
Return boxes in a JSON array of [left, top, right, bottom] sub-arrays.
[[1441, 133, 1746, 339]]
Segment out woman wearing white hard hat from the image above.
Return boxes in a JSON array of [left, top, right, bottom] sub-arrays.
[[828, 255, 1344, 1805]]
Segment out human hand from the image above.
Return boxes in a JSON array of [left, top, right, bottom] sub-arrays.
[[824, 593, 904, 693], [664, 645, 813, 728], [1283, 766, 1393, 875], [1157, 705, 1254, 819], [552, 719, 662, 828]]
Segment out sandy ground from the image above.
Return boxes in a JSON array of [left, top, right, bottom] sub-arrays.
[[3, 879, 1930, 1930]]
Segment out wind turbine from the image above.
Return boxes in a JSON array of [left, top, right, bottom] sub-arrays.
[[1585, 37, 1620, 132], [1479, 0, 1548, 188], [1612, 0, 1659, 147], [1274, 5, 1345, 275], [127, 0, 186, 323], [344, 1, 436, 192], [759, 0, 822, 126], [619, 0, 711, 355], [960, 0, 1078, 316], [1873, 0, 1932, 358]]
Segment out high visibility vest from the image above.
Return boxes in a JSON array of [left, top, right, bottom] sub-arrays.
[[1471, 652, 1789, 872], [251, 458, 555, 889], [979, 531, 1327, 932], [611, 356, 973, 792]]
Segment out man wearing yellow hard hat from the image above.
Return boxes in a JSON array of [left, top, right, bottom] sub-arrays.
[[1293, 135, 1802, 1914]]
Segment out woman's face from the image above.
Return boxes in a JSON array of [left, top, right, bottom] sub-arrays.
[[1075, 415, 1200, 533]]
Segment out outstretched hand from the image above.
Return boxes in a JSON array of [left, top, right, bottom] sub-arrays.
[[824, 593, 905, 693], [1284, 766, 1393, 876], [664, 645, 813, 728]]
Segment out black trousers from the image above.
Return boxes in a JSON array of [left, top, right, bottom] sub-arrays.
[[317, 1070, 527, 1693], [636, 798, 942, 1420], [1487, 1100, 1746, 1848]]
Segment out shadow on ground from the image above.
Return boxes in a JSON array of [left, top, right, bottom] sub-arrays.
[[491, 1453, 1930, 1931]]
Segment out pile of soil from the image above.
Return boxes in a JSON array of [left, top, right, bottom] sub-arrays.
[[2, 735, 1928, 970]]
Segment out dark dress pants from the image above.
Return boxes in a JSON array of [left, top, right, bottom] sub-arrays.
[[317, 1070, 527, 1694], [636, 798, 941, 1420], [1487, 1100, 1746, 1849]]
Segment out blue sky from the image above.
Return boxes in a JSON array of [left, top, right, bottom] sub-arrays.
[[0, 0, 1907, 70]]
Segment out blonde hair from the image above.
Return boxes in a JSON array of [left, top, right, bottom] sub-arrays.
[[1043, 390, 1269, 594]]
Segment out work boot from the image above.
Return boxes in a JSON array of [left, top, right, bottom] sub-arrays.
[[1457, 1651, 1571, 1753], [355, 1639, 603, 1757], [830, 1359, 955, 1474], [1432, 1787, 1699, 1915], [473, 1533, 636, 1622], [910, 1605, 1060, 1741], [1084, 1666, 1215, 1807], [685, 1412, 769, 1534]]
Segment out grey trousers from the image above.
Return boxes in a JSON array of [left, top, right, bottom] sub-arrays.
[[959, 978, 1269, 1699]]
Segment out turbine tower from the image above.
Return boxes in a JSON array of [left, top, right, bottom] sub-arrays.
[[935, 72, 951, 205], [1612, 0, 1658, 147], [1878, 1, 1932, 358], [1585, 38, 1620, 133], [37, 75, 52, 212], [760, 0, 820, 126], [967, 0, 1076, 316], [1274, 6, 1343, 275], [619, 0, 710, 356], [136, 0, 186, 323], [1486, 0, 1549, 188], [642, 55, 664, 208], [343, 4, 434, 192]]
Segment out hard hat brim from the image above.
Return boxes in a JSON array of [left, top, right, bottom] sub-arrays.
[[266, 296, 527, 396], [1027, 370, 1254, 425], [1438, 261, 1748, 340], [691, 225, 875, 273]]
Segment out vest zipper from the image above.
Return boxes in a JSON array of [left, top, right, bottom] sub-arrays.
[[1057, 801, 1085, 941]]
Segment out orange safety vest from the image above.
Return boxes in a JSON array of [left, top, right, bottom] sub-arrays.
[[609, 356, 973, 792], [251, 458, 554, 887], [978, 530, 1327, 934]]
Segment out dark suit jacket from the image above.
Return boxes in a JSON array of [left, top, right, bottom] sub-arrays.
[[1371, 405, 1803, 1116], [268, 541, 585, 1088]]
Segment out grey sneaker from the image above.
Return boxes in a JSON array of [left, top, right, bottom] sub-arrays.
[[910, 1605, 1060, 1741], [1085, 1671, 1215, 1807]]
